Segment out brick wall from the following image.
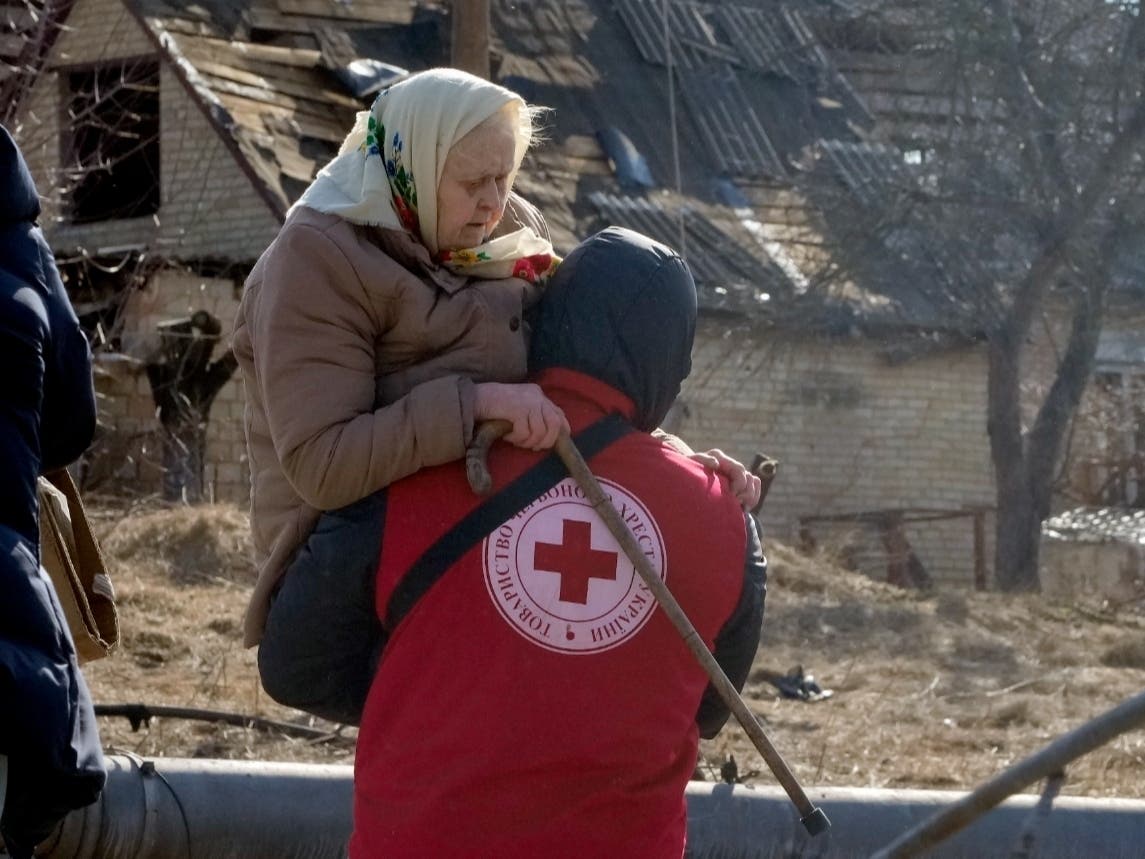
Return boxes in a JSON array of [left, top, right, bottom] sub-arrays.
[[93, 269, 247, 503], [13, 0, 282, 261], [675, 318, 996, 586], [14, 0, 152, 215], [1042, 540, 1144, 604], [97, 308, 1003, 577], [8, 0, 281, 504]]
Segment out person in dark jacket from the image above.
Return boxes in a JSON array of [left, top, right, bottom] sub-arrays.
[[0, 123, 105, 858], [262, 227, 766, 857]]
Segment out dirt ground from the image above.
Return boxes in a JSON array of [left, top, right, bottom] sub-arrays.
[[81, 498, 1145, 799]]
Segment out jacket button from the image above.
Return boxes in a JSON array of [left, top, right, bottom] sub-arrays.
[[509, 316, 520, 332]]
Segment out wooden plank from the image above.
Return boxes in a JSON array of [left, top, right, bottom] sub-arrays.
[[560, 134, 603, 160], [171, 37, 332, 92], [148, 16, 219, 39], [562, 154, 610, 176], [236, 56, 336, 87], [174, 38, 246, 68], [249, 6, 313, 34], [249, 4, 388, 34], [207, 75, 356, 127], [0, 32, 25, 57], [224, 93, 349, 143], [190, 57, 362, 110], [273, 142, 319, 182], [185, 35, 322, 69], [275, 0, 414, 26], [1, 3, 37, 32]]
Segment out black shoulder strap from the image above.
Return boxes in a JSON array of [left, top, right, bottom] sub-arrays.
[[384, 413, 631, 631]]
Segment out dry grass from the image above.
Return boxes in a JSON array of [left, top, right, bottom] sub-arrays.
[[84, 500, 356, 765], [700, 543, 1145, 797], [82, 502, 1145, 797]]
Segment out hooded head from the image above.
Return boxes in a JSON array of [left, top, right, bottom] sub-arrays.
[[1, 124, 42, 227], [529, 227, 697, 431]]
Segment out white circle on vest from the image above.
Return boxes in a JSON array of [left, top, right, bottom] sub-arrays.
[[482, 476, 666, 654]]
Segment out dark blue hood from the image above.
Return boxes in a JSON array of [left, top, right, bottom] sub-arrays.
[[1, 124, 42, 226], [529, 227, 697, 431]]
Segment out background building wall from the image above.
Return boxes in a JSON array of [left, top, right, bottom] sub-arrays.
[[91, 269, 247, 503], [678, 318, 996, 586], [12, 0, 281, 261], [1041, 540, 1144, 604]]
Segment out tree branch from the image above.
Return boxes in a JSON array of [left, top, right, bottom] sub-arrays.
[[989, 0, 1075, 202], [1111, 2, 1145, 134], [1003, 85, 1145, 344]]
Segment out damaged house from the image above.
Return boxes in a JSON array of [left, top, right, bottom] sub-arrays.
[[12, 0, 1088, 588]]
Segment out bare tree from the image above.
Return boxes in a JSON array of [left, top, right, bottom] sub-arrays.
[[1061, 369, 1145, 507], [804, 0, 1145, 591], [0, 0, 75, 126]]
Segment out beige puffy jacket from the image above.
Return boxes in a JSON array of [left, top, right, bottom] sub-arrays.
[[234, 195, 548, 645]]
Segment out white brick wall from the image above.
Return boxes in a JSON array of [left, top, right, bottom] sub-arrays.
[[676, 318, 996, 585], [99, 303, 1003, 557], [52, 0, 152, 61], [10, 0, 280, 504], [13, 0, 153, 221], [13, 0, 282, 261], [99, 270, 248, 502]]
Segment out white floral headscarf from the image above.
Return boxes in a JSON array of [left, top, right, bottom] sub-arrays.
[[292, 68, 558, 283]]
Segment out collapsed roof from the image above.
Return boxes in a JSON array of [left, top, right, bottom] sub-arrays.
[[104, 0, 976, 339]]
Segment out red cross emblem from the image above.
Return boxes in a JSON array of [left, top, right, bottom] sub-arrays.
[[533, 519, 618, 605]]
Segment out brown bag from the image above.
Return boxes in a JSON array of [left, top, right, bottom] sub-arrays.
[[37, 469, 119, 663]]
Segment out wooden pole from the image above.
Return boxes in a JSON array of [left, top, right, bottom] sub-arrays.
[[451, 0, 490, 79]]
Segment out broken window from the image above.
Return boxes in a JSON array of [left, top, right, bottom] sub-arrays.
[[63, 58, 160, 223]]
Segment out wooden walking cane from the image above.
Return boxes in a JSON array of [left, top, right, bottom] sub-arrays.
[[467, 422, 831, 837]]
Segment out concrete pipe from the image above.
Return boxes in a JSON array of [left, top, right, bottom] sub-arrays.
[[28, 757, 1145, 858]]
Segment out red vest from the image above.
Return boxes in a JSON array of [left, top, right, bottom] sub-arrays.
[[350, 369, 749, 859]]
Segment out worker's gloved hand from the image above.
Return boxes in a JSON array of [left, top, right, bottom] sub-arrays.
[[688, 449, 762, 511]]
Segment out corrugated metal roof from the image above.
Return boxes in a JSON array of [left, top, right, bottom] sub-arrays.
[[611, 3, 869, 179], [818, 139, 902, 206], [588, 191, 788, 309], [784, 7, 875, 127], [1044, 507, 1145, 546], [678, 67, 787, 178], [716, 4, 810, 81], [59, 0, 979, 335], [616, 0, 837, 88], [615, 0, 733, 71]]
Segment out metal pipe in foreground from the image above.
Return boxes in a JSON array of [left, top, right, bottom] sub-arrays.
[[30, 757, 1145, 859], [37, 755, 353, 859], [684, 783, 1145, 859]]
